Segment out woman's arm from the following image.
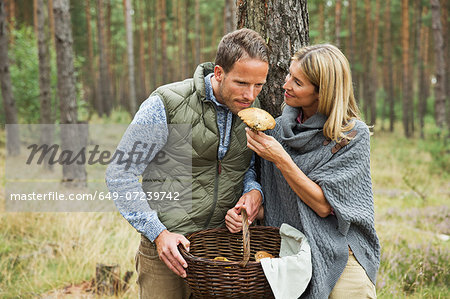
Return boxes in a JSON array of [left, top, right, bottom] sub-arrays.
[[245, 128, 332, 217]]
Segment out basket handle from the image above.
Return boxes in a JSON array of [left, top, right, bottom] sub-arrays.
[[239, 208, 250, 267]]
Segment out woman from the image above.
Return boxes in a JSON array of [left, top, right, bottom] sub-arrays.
[[246, 44, 380, 298]]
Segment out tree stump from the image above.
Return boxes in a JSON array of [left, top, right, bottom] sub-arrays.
[[94, 263, 133, 295]]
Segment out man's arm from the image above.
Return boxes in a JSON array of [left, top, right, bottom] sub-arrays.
[[105, 95, 169, 241], [225, 154, 263, 233]]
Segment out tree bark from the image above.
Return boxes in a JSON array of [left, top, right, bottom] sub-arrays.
[[37, 0, 54, 169], [368, 0, 380, 126], [430, 0, 447, 130], [224, 0, 236, 34], [194, 0, 200, 66], [96, 0, 112, 116], [124, 0, 136, 113], [159, 0, 168, 83], [184, 0, 191, 78], [418, 6, 430, 138], [237, 0, 309, 117], [85, 0, 97, 113], [137, 1, 147, 99], [53, 0, 87, 187], [335, 0, 342, 48], [382, 0, 395, 132], [0, 1, 20, 156], [402, 0, 412, 137], [48, 0, 55, 46]]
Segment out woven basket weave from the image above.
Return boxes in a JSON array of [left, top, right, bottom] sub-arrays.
[[179, 210, 281, 298]]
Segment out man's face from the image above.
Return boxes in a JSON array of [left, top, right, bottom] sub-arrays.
[[213, 58, 269, 115]]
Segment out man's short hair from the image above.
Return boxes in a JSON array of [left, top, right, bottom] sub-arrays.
[[215, 28, 269, 73]]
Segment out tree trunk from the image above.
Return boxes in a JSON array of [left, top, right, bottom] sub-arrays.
[[418, 6, 430, 138], [159, 0, 168, 83], [33, 0, 38, 37], [37, 0, 54, 169], [48, 0, 55, 46], [237, 0, 309, 117], [137, 1, 146, 99], [430, 0, 447, 130], [349, 0, 359, 101], [184, 0, 191, 78], [0, 1, 20, 156], [105, 1, 116, 105], [369, 0, 380, 126], [442, 0, 449, 124], [402, 0, 412, 137], [382, 0, 395, 132], [96, 0, 112, 116], [194, 0, 200, 66], [145, 0, 156, 92], [335, 0, 342, 48], [85, 0, 97, 113], [362, 0, 372, 121], [53, 0, 87, 187], [224, 0, 236, 34], [124, 0, 136, 113]]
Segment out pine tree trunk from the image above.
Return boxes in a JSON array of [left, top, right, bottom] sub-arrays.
[[224, 0, 236, 34], [194, 0, 200, 66], [159, 0, 168, 83], [335, 0, 342, 48], [362, 0, 372, 121], [383, 0, 395, 132], [349, 0, 359, 101], [430, 0, 447, 130], [402, 0, 412, 137], [184, 0, 191, 78], [47, 0, 55, 46], [37, 0, 54, 169], [440, 0, 449, 129], [53, 0, 87, 187], [236, 0, 309, 117], [85, 0, 97, 113], [138, 1, 146, 99], [418, 6, 430, 138], [0, 1, 20, 156], [123, 0, 136, 113], [97, 0, 112, 116], [369, 0, 380, 126]]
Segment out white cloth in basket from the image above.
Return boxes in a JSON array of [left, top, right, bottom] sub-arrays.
[[260, 223, 312, 299]]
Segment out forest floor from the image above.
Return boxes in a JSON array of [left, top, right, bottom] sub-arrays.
[[0, 113, 448, 298]]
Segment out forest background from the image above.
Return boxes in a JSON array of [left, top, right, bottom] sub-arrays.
[[0, 0, 449, 298]]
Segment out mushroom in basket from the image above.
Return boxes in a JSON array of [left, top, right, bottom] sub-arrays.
[[238, 107, 276, 131]]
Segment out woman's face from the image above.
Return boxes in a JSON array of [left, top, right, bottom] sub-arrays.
[[283, 60, 319, 114]]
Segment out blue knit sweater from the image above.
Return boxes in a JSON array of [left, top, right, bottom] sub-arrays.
[[261, 106, 380, 298]]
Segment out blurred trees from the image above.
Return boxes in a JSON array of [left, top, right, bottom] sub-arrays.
[[0, 1, 20, 155], [0, 0, 447, 138]]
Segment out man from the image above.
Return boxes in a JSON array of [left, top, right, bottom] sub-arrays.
[[106, 28, 269, 299]]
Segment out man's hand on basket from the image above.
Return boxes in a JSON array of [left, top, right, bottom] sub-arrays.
[[225, 189, 262, 233], [154, 229, 190, 278]]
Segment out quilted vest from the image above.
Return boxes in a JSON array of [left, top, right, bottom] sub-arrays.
[[142, 62, 258, 235]]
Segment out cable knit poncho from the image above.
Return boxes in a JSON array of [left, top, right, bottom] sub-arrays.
[[261, 106, 380, 298]]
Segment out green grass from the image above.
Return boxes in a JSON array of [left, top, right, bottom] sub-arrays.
[[0, 115, 448, 298]]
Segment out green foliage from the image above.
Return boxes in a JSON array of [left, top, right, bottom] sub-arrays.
[[8, 26, 47, 124]]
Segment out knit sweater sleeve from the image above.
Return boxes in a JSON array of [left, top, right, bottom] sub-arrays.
[[105, 95, 168, 242], [308, 121, 374, 236]]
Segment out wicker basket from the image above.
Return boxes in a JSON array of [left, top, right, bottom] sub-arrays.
[[179, 210, 281, 298]]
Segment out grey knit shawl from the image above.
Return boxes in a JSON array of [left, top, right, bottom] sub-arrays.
[[261, 106, 380, 298]]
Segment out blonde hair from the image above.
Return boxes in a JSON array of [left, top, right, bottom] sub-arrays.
[[292, 44, 360, 142]]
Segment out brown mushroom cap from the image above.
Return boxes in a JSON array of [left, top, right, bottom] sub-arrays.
[[238, 107, 276, 131]]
